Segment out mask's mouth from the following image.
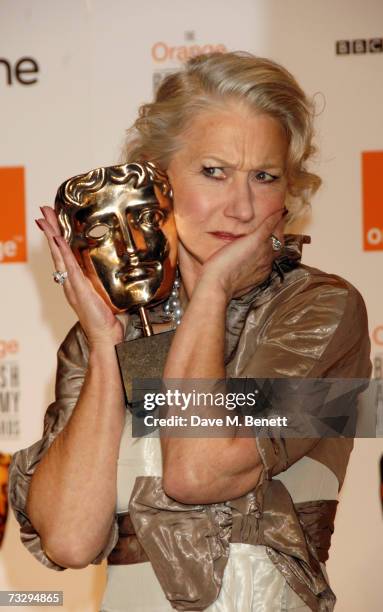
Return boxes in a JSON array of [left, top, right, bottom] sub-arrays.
[[115, 263, 159, 282]]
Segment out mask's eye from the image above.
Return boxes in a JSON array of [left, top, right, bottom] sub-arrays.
[[138, 208, 164, 228], [85, 224, 110, 239]]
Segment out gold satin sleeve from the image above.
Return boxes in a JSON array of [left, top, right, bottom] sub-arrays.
[[8, 322, 119, 570], [241, 272, 372, 481]]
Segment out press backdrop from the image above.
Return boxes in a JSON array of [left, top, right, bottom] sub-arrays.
[[1, 1, 382, 610]]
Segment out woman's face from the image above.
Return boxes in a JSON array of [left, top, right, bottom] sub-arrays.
[[166, 103, 289, 270]]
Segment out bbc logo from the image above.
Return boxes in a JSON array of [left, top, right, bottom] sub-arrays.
[[336, 38, 383, 55]]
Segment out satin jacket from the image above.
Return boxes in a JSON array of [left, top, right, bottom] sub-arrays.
[[9, 235, 371, 612]]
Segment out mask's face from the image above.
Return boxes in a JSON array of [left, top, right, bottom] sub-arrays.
[[57, 164, 177, 313]]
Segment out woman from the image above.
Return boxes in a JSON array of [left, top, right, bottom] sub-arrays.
[[10, 52, 371, 611]]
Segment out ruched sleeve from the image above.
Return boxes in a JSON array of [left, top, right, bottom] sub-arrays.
[[241, 271, 372, 480], [8, 322, 119, 570]]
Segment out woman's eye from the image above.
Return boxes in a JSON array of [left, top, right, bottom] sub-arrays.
[[85, 224, 110, 240], [138, 208, 164, 227], [202, 166, 226, 180], [254, 171, 279, 183]]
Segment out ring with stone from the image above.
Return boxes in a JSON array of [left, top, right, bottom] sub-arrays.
[[270, 234, 282, 251], [53, 270, 68, 286]]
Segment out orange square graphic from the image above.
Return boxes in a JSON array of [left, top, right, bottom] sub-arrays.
[[0, 167, 27, 263], [362, 151, 383, 251]]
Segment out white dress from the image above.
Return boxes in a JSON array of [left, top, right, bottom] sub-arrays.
[[100, 413, 337, 612]]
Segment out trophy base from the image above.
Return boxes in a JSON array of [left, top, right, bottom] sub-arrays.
[[116, 330, 175, 404]]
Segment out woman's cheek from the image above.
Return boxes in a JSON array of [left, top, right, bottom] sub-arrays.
[[173, 213, 196, 244], [174, 193, 212, 226], [258, 188, 287, 213]]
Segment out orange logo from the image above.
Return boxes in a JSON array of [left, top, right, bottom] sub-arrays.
[[151, 41, 227, 63], [362, 151, 383, 250], [0, 167, 26, 263], [0, 339, 19, 359]]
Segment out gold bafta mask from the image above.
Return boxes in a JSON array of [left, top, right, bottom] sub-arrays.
[[55, 162, 177, 315]]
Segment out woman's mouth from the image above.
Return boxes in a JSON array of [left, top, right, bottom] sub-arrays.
[[208, 231, 246, 242]]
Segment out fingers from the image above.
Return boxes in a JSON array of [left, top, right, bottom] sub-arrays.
[[36, 206, 88, 306], [35, 206, 123, 344], [41, 205, 62, 235], [246, 207, 286, 261], [231, 208, 285, 258], [256, 207, 286, 243], [35, 206, 65, 272], [52, 235, 89, 306]]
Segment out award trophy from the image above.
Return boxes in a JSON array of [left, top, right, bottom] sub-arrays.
[[55, 161, 178, 405]]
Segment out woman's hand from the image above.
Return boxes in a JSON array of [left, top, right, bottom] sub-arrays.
[[162, 207, 285, 502], [199, 208, 285, 301], [36, 206, 124, 348]]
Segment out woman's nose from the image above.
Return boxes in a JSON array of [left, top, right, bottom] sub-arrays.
[[223, 181, 255, 222]]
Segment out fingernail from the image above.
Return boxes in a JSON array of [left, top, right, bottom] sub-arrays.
[[40, 206, 47, 217], [35, 219, 43, 230]]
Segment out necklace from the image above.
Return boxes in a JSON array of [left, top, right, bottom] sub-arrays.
[[163, 269, 183, 326]]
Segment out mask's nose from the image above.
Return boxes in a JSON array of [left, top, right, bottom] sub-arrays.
[[115, 215, 140, 264]]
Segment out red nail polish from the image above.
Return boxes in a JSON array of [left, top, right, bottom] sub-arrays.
[[35, 219, 43, 230]]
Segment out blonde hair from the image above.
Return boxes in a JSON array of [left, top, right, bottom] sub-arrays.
[[123, 51, 321, 218]]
